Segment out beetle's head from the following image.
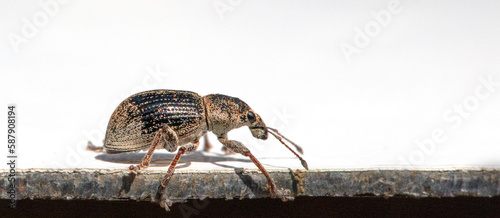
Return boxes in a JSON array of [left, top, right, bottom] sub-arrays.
[[203, 93, 308, 170], [246, 110, 268, 140], [203, 94, 267, 140]]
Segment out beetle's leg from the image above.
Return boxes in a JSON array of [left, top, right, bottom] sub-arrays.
[[129, 125, 179, 172], [158, 146, 185, 211], [218, 135, 293, 202], [162, 125, 181, 152], [202, 134, 235, 155], [202, 134, 212, 152], [159, 141, 199, 211], [128, 130, 163, 172], [221, 145, 236, 155], [160, 141, 199, 187], [185, 141, 200, 155]]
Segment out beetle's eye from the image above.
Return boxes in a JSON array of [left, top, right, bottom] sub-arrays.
[[247, 111, 256, 123]]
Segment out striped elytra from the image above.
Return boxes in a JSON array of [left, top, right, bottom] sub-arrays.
[[103, 90, 207, 153]]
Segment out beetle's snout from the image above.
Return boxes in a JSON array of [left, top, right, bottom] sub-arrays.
[[250, 127, 268, 140], [247, 111, 268, 140]]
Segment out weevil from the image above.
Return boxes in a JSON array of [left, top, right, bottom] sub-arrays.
[[100, 89, 308, 211]]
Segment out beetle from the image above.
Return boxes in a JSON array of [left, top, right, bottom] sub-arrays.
[[101, 89, 308, 211]]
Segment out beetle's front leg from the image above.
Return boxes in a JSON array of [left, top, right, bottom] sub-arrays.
[[129, 124, 179, 172], [218, 135, 293, 202], [202, 134, 235, 155]]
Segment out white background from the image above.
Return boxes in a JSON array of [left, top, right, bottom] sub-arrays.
[[1, 0, 500, 170]]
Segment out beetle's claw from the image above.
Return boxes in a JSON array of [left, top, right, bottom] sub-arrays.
[[160, 193, 173, 212], [160, 199, 172, 212], [275, 188, 294, 202], [265, 183, 294, 202], [129, 164, 141, 172]]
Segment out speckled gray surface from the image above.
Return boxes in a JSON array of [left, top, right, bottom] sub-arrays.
[[1, 169, 499, 203]]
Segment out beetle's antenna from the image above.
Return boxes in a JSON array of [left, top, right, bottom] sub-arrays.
[[267, 127, 304, 154], [267, 128, 308, 170]]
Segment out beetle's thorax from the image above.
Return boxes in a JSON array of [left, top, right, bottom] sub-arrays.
[[203, 94, 250, 137]]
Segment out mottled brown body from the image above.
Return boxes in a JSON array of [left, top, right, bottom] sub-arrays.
[[104, 90, 207, 153], [101, 89, 306, 212]]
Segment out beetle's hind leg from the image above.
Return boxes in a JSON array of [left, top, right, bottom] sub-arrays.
[[129, 124, 179, 172]]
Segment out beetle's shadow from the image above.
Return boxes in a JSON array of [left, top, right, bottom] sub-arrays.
[[94, 151, 253, 170]]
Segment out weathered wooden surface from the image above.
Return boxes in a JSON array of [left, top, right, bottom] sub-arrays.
[[1, 169, 499, 203]]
